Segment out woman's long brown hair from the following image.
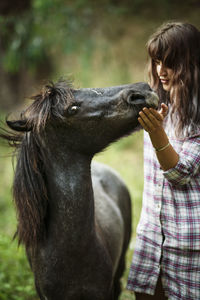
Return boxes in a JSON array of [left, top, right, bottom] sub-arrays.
[[147, 22, 200, 137]]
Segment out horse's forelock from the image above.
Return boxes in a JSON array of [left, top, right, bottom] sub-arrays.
[[24, 80, 74, 132]]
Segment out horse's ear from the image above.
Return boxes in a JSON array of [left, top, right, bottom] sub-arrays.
[[6, 120, 32, 132]]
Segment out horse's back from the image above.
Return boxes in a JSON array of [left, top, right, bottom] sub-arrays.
[[91, 161, 132, 273]]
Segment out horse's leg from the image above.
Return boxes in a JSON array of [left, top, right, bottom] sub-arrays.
[[35, 280, 47, 300], [109, 288, 115, 300], [27, 253, 47, 299], [113, 247, 127, 299]]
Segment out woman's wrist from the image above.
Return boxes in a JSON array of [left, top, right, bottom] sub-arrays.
[[148, 127, 169, 150], [148, 127, 179, 171], [154, 142, 170, 152]]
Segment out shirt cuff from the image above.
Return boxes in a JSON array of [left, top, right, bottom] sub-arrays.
[[163, 159, 191, 185]]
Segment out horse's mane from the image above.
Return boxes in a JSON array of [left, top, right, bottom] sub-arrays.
[[0, 80, 74, 250]]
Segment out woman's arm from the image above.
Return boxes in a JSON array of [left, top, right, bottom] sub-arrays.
[[138, 104, 179, 171]]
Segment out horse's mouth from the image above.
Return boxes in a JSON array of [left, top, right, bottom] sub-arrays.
[[145, 91, 159, 109]]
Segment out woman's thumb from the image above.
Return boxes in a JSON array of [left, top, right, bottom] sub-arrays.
[[159, 103, 168, 117]]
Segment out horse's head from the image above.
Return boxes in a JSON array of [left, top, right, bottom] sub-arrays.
[[6, 80, 158, 155], [66, 83, 158, 153]]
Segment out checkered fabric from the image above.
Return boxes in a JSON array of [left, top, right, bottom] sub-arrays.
[[127, 128, 200, 300]]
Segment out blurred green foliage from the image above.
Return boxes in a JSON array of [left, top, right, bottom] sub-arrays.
[[1, 0, 200, 110], [1, 0, 200, 76]]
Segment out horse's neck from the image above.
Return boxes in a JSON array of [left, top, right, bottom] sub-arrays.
[[45, 150, 95, 240]]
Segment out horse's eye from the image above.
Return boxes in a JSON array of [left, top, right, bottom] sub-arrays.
[[67, 105, 79, 115]]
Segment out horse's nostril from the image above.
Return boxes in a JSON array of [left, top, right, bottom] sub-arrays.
[[127, 93, 145, 104]]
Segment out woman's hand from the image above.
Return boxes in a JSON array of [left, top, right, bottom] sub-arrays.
[[137, 103, 179, 171], [138, 103, 168, 133]]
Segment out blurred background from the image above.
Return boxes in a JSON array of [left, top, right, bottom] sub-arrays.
[[0, 1, 200, 299]]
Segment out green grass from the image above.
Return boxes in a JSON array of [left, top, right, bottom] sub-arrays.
[[0, 131, 143, 300], [0, 235, 37, 300]]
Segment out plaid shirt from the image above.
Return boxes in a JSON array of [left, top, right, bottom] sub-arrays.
[[127, 128, 200, 300]]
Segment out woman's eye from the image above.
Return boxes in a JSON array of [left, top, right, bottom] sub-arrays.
[[67, 105, 79, 115]]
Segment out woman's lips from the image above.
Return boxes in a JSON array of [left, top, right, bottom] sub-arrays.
[[160, 78, 169, 84]]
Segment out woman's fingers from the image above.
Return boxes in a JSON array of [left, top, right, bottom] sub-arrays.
[[148, 108, 164, 121], [138, 117, 153, 132], [159, 103, 168, 117], [139, 110, 156, 132], [138, 104, 168, 133], [138, 107, 164, 132], [143, 108, 161, 125]]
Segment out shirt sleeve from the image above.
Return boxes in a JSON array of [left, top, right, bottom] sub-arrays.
[[163, 135, 200, 185]]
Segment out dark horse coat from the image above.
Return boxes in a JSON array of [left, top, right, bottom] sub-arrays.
[[0, 80, 158, 300]]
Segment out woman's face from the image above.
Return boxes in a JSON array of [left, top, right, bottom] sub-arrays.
[[155, 60, 174, 91]]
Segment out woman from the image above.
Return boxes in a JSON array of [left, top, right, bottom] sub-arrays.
[[127, 22, 200, 299]]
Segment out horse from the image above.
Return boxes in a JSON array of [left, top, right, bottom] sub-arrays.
[[0, 80, 158, 300]]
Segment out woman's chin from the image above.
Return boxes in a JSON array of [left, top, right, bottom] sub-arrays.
[[162, 83, 171, 91]]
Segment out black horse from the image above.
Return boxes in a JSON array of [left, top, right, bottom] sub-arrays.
[[0, 80, 158, 300]]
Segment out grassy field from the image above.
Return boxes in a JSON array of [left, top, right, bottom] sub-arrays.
[[0, 127, 144, 300]]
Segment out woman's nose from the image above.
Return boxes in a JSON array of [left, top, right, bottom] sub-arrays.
[[158, 63, 167, 76]]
